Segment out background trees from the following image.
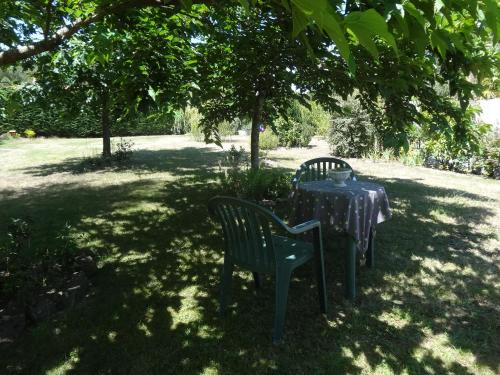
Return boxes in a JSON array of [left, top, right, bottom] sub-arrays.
[[0, 0, 498, 166], [15, 8, 197, 156]]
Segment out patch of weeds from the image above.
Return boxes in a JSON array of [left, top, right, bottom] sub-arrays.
[[113, 138, 135, 162]]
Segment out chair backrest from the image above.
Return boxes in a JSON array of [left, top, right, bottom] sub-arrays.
[[292, 157, 355, 188], [208, 196, 286, 273]]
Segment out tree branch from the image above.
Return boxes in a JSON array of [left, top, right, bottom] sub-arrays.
[[0, 0, 204, 67]]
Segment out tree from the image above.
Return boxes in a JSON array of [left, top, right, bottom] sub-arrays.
[[30, 9, 196, 156], [196, 2, 498, 168], [195, 6, 352, 168], [2, 1, 496, 69], [1, 0, 497, 162]]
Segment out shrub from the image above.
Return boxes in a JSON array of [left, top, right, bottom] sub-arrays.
[[327, 96, 376, 157], [260, 128, 279, 150], [221, 168, 291, 202], [218, 120, 236, 140], [220, 145, 248, 171], [113, 138, 135, 162], [23, 128, 36, 138], [273, 100, 317, 147], [0, 217, 95, 317], [479, 137, 500, 178], [309, 102, 332, 137], [399, 146, 425, 166]]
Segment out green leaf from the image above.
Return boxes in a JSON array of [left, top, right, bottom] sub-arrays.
[[148, 86, 157, 102], [344, 10, 398, 58], [291, 5, 310, 37], [404, 1, 427, 27], [321, 12, 351, 63], [238, 0, 249, 12], [434, 0, 445, 14], [408, 17, 428, 55], [430, 29, 449, 58], [484, 0, 498, 43]]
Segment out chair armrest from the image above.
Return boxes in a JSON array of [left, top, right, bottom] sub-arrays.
[[286, 219, 321, 234]]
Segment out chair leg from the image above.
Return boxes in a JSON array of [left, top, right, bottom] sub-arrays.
[[366, 228, 375, 268], [273, 268, 291, 344], [220, 261, 234, 315], [345, 237, 357, 300], [313, 227, 327, 314], [252, 272, 262, 289]]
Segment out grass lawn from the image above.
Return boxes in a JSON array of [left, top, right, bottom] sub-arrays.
[[0, 135, 499, 374]]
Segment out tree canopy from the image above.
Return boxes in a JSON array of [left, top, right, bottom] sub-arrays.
[[1, 0, 498, 164]]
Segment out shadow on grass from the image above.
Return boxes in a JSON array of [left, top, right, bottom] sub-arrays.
[[0, 148, 498, 374], [15, 147, 224, 177]]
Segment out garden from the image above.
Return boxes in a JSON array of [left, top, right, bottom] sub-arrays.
[[0, 1, 499, 374]]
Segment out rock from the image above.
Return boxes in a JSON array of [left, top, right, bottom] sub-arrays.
[[74, 255, 98, 276], [0, 303, 26, 344]]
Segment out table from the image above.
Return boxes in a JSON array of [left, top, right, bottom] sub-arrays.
[[290, 179, 391, 299]]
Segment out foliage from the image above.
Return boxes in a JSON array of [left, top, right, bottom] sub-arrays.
[[218, 143, 289, 201], [273, 100, 321, 147], [23, 128, 36, 138], [220, 168, 291, 202], [113, 138, 135, 162], [218, 120, 236, 140], [310, 102, 332, 137], [482, 138, 500, 178], [398, 147, 425, 167], [0, 217, 86, 304], [219, 145, 248, 171], [328, 96, 376, 158], [260, 128, 279, 150]]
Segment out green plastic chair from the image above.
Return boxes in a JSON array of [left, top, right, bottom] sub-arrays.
[[292, 157, 356, 188], [208, 196, 327, 343]]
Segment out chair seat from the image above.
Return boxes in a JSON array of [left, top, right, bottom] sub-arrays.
[[272, 235, 314, 268]]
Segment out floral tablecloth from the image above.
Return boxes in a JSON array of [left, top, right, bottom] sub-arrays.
[[290, 179, 392, 253]]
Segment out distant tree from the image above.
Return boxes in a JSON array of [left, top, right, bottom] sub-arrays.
[[30, 10, 196, 156]]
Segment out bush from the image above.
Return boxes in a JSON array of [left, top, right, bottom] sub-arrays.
[[482, 138, 500, 178], [113, 138, 135, 162], [273, 100, 318, 147], [221, 168, 291, 202], [399, 146, 425, 166], [218, 120, 236, 140], [327, 96, 376, 157], [23, 128, 36, 138], [260, 128, 279, 150], [220, 145, 248, 171], [0, 217, 91, 304]]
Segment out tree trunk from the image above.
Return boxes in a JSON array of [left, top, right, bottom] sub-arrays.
[[250, 94, 265, 170], [101, 90, 111, 158]]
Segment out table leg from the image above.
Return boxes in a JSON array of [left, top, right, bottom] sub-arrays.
[[345, 237, 357, 300], [366, 227, 375, 268]]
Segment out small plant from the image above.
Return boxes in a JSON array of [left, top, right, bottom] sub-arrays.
[[23, 128, 36, 138], [218, 120, 236, 140], [190, 121, 205, 142], [260, 128, 279, 150], [220, 145, 248, 171], [220, 168, 291, 202], [113, 138, 134, 162]]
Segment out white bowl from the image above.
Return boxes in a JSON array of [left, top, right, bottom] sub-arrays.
[[328, 168, 351, 187]]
